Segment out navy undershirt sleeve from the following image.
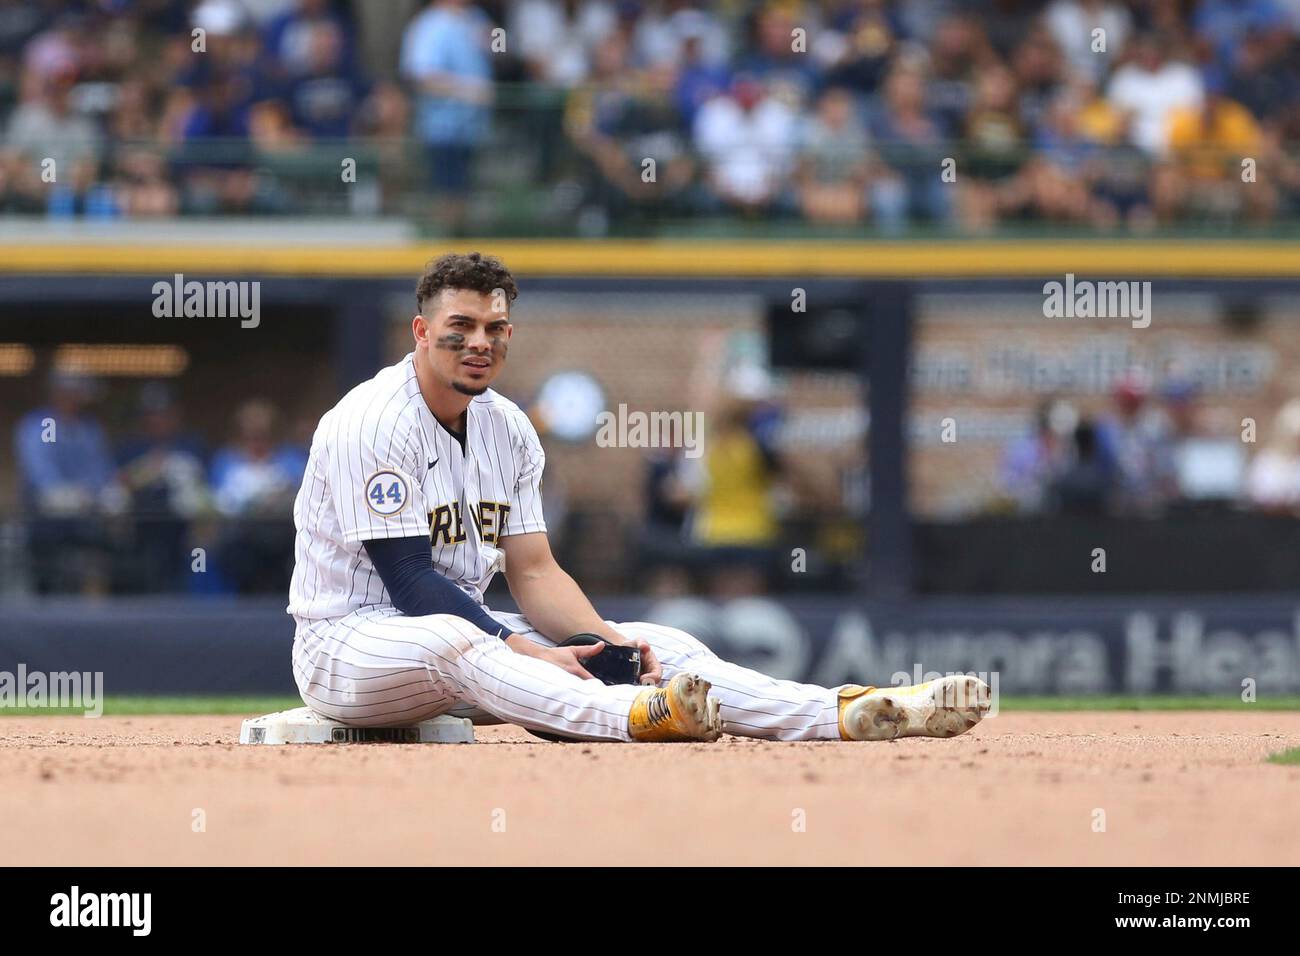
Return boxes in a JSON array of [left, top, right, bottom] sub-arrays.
[[362, 536, 508, 639]]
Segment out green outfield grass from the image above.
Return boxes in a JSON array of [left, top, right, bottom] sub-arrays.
[[0, 696, 302, 716], [2, 694, 1299, 717], [1266, 747, 1300, 766]]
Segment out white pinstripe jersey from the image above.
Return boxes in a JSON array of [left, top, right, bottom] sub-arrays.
[[286, 352, 547, 625]]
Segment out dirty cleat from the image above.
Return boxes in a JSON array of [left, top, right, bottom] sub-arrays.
[[838, 675, 990, 741], [629, 673, 723, 742]]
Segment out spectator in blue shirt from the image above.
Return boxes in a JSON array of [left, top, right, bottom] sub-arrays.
[[263, 0, 356, 83], [116, 382, 209, 592], [210, 399, 304, 517], [170, 4, 266, 212], [210, 399, 306, 594], [281, 19, 369, 139], [674, 27, 730, 131], [1000, 398, 1072, 514], [400, 0, 494, 229], [1193, 0, 1289, 72], [14, 371, 114, 592], [15, 371, 112, 510]]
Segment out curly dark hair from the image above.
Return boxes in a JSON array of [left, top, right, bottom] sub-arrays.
[[415, 252, 519, 313]]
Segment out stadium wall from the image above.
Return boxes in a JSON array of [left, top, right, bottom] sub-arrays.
[[4, 595, 1300, 696], [2, 238, 1300, 278]]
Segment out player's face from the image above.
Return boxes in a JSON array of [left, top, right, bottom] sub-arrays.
[[415, 288, 511, 396]]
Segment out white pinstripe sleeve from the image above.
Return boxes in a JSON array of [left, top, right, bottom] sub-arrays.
[[501, 412, 547, 538], [328, 405, 431, 544]]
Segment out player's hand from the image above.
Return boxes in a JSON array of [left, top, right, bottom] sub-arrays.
[[630, 638, 662, 686], [540, 641, 606, 680], [601, 633, 662, 685], [505, 635, 600, 680]]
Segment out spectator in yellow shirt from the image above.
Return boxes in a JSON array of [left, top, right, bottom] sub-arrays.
[[1154, 72, 1276, 223], [689, 371, 785, 597]]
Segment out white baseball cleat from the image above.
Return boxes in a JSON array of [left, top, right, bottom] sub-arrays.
[[838, 675, 991, 741]]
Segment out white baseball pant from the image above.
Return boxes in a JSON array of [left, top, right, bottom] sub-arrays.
[[291, 607, 842, 741]]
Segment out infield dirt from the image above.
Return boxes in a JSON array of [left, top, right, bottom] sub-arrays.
[[2, 711, 1298, 865]]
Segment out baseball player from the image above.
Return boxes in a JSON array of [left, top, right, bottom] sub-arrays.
[[286, 252, 989, 743]]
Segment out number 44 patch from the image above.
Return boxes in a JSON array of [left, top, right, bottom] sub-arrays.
[[365, 470, 409, 517]]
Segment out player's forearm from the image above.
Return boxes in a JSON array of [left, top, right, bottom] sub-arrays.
[[363, 537, 508, 639], [508, 563, 620, 645]]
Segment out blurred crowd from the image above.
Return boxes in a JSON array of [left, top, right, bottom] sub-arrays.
[[0, 0, 389, 217], [13, 372, 306, 594], [10, 360, 863, 598], [0, 0, 1298, 230], [1000, 373, 1300, 516], [15, 358, 1300, 597]]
